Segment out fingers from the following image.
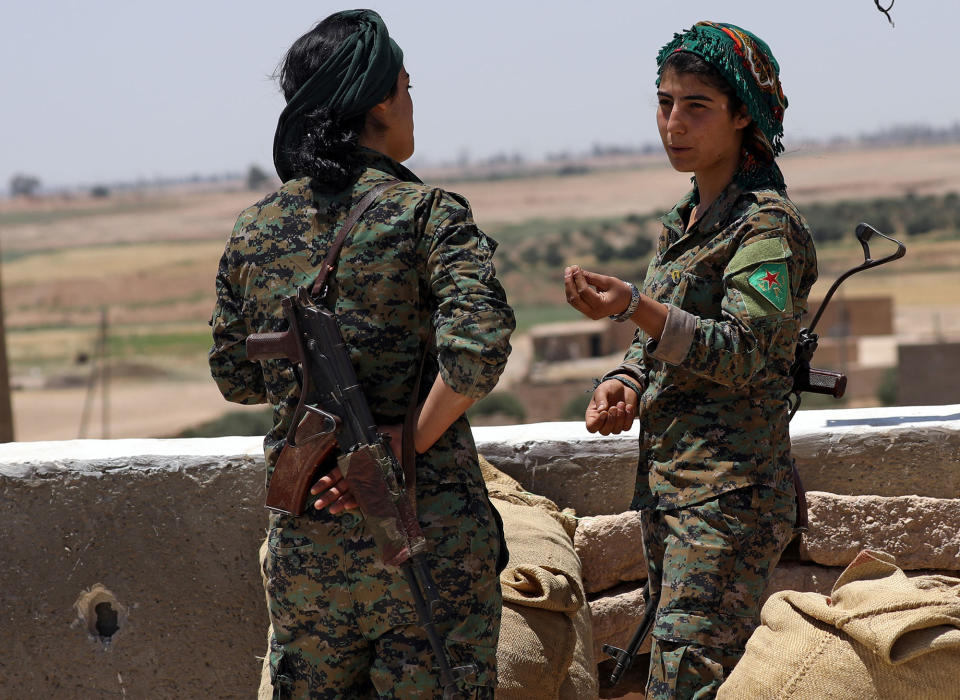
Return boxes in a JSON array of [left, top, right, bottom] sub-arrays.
[[310, 466, 359, 513], [586, 400, 635, 435], [585, 380, 637, 435], [326, 493, 358, 514], [564, 265, 631, 320], [564, 265, 605, 320], [580, 269, 617, 290], [310, 466, 344, 495]]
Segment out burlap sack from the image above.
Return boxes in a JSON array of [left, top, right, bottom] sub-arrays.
[[718, 550, 960, 700], [481, 457, 598, 700]]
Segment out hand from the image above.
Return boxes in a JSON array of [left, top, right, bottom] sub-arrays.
[[586, 378, 638, 435], [310, 465, 358, 514], [564, 265, 633, 320]]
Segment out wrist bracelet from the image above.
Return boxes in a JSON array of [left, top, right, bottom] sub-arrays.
[[609, 282, 641, 322], [607, 374, 642, 398]]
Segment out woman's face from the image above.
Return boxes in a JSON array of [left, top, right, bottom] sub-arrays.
[[656, 68, 750, 179], [381, 67, 415, 162]]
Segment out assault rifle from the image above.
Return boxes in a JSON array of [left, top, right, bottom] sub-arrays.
[[602, 222, 906, 688], [246, 288, 475, 698], [787, 222, 906, 419]]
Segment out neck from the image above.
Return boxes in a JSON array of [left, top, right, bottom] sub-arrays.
[[693, 156, 739, 215]]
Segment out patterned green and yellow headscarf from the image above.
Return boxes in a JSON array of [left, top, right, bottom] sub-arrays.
[[273, 9, 404, 182], [657, 22, 788, 190]]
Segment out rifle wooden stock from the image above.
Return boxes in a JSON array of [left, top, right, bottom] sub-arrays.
[[246, 330, 299, 362], [265, 410, 339, 516]]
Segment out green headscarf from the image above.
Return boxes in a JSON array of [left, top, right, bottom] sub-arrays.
[[273, 9, 403, 182], [656, 22, 788, 190]]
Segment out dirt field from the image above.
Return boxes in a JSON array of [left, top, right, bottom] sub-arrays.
[[3, 143, 960, 441]]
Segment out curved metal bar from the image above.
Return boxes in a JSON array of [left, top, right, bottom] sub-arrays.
[[808, 223, 906, 334]]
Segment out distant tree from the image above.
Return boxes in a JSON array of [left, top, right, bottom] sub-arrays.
[[520, 245, 542, 265], [593, 237, 616, 263], [543, 245, 565, 267], [622, 234, 653, 260], [905, 211, 937, 236], [246, 164, 270, 190], [90, 185, 111, 198], [9, 174, 41, 197]]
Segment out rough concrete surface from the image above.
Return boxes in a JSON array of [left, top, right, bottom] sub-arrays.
[[575, 511, 647, 594], [475, 424, 639, 515], [475, 406, 960, 516], [801, 492, 960, 570], [792, 424, 960, 498], [0, 440, 268, 698]]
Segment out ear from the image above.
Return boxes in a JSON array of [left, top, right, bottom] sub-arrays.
[[733, 105, 752, 131], [365, 100, 390, 130]]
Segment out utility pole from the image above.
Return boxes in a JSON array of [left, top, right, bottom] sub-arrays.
[[0, 242, 14, 442], [79, 307, 109, 439]]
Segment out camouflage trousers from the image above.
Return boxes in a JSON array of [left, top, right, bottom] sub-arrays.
[[261, 481, 503, 699], [641, 485, 796, 700]]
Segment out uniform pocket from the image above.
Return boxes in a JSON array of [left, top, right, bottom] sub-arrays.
[[265, 527, 315, 557]]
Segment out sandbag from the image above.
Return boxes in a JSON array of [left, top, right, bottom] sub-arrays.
[[480, 456, 598, 700], [718, 550, 960, 699]]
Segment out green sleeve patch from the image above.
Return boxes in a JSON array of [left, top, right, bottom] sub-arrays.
[[747, 262, 790, 311], [726, 236, 794, 318]]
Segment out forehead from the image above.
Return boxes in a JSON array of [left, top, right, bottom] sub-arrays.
[[658, 68, 726, 98]]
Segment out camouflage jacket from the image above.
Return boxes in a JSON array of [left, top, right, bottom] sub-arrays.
[[609, 181, 818, 510], [209, 148, 515, 489]]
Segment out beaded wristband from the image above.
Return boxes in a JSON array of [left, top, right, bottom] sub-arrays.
[[609, 282, 641, 322], [607, 374, 642, 398]]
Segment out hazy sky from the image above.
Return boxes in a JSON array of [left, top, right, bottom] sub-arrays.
[[2, 1, 954, 191]]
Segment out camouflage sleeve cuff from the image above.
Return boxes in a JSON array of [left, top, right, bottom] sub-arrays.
[[436, 336, 512, 400], [645, 303, 697, 365]]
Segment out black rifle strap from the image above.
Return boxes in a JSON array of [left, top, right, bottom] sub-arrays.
[[309, 179, 400, 298]]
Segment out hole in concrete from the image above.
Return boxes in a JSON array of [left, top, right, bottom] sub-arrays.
[[94, 602, 119, 638], [74, 583, 124, 641]]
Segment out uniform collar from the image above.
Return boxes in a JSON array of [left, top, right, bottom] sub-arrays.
[[356, 146, 423, 185], [660, 179, 748, 240]]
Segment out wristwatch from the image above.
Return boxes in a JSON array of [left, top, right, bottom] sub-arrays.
[[609, 282, 641, 322]]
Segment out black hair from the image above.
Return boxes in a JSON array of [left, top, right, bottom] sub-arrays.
[[275, 14, 398, 191]]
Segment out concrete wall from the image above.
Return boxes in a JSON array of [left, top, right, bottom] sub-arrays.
[[1, 405, 958, 698]]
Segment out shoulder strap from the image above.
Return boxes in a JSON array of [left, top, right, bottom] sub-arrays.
[[310, 179, 400, 298]]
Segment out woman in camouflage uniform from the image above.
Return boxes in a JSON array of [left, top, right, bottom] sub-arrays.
[[565, 22, 817, 700], [209, 10, 514, 699]]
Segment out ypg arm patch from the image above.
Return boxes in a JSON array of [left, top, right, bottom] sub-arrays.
[[748, 262, 789, 311], [726, 237, 793, 317]]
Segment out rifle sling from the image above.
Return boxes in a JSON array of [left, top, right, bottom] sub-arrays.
[[310, 179, 401, 298], [306, 176, 428, 501]]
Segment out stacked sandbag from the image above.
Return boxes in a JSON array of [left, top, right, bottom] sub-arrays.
[[718, 550, 960, 699], [479, 457, 598, 700]]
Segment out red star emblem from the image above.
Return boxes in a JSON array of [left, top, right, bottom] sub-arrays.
[[762, 269, 780, 288]]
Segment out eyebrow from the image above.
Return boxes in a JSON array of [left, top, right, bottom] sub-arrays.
[[657, 90, 715, 102]]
